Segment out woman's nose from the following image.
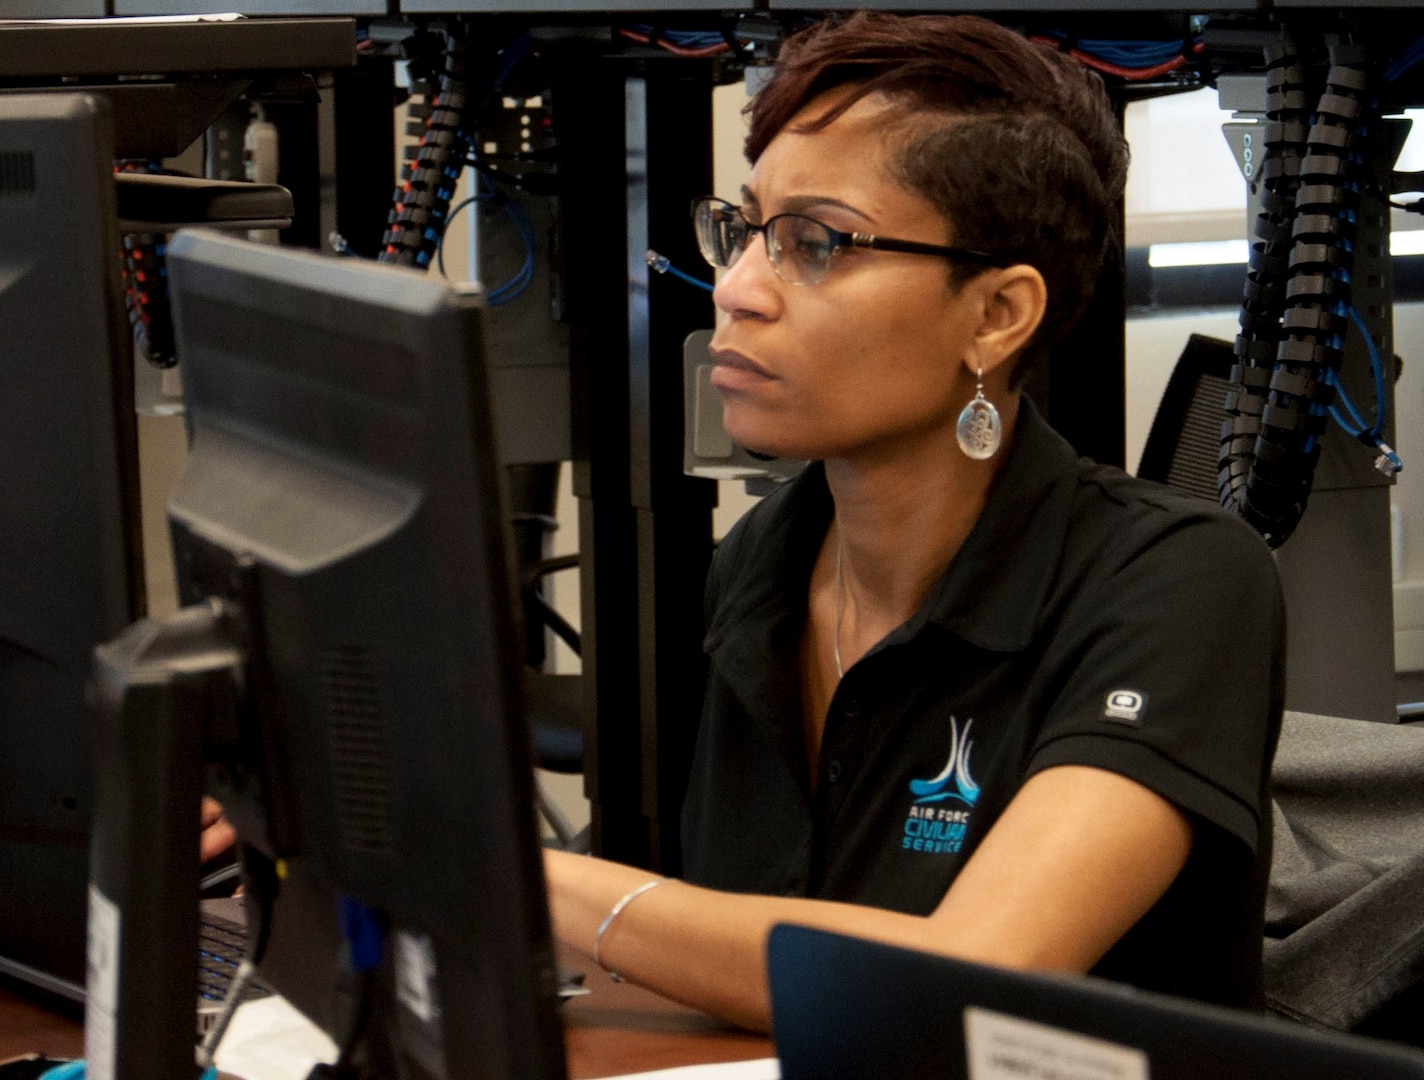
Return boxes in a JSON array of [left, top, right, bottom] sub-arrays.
[[712, 231, 781, 319]]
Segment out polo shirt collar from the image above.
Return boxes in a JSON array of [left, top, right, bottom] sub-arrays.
[[908, 395, 1077, 651], [704, 469, 832, 657], [704, 395, 1080, 660]]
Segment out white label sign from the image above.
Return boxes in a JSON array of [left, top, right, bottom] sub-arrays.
[[965, 1006, 1151, 1080], [394, 930, 441, 1024], [84, 884, 122, 1080]]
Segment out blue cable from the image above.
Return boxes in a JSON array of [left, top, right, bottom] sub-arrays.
[[625, 23, 727, 49], [1314, 309, 1402, 473], [1323, 368, 1370, 437], [1081, 41, 1185, 65], [1041, 30, 1195, 68], [435, 184, 537, 305], [645, 250, 714, 293], [1332, 381, 1370, 433], [488, 198, 535, 304], [1347, 305, 1387, 439], [491, 33, 534, 93], [1384, 37, 1424, 83]]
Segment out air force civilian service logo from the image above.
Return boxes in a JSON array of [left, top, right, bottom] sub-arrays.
[[901, 716, 978, 856]]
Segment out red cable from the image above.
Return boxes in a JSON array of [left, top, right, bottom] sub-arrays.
[[1028, 34, 1199, 81], [1072, 51, 1189, 80], [617, 27, 730, 58]]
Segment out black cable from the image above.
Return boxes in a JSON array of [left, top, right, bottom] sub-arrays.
[[381, 28, 537, 273], [1220, 33, 1309, 540], [297, 897, 388, 1080], [120, 234, 175, 369], [381, 24, 473, 269], [113, 162, 184, 369], [1392, 169, 1424, 193], [324, 969, 377, 1077], [1220, 35, 1377, 548]]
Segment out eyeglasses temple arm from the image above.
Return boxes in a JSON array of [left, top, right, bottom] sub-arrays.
[[849, 233, 1002, 265]]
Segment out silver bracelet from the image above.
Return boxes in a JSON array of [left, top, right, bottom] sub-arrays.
[[592, 877, 669, 980]]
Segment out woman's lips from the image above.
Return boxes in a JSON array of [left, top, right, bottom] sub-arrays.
[[708, 347, 775, 390]]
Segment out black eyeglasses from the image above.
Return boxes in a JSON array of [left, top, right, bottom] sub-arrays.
[[691, 196, 1005, 286]]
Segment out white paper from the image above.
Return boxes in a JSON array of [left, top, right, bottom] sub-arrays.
[[964, 1006, 1150, 1080], [212, 995, 339, 1080], [83, 885, 121, 1080], [590, 1057, 780, 1080]]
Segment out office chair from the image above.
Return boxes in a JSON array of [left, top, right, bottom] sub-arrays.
[[521, 551, 588, 852], [1135, 333, 1237, 500], [508, 465, 590, 853], [1137, 350, 1424, 1048]]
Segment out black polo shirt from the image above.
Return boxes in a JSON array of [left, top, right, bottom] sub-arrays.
[[681, 398, 1285, 1008]]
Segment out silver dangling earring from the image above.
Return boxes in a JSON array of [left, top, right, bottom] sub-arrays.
[[956, 366, 1002, 461]]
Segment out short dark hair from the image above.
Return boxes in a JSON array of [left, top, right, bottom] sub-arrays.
[[746, 12, 1128, 379]]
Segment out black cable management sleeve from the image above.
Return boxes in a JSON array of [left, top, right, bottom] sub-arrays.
[[380, 24, 473, 269], [1220, 35, 1375, 548], [121, 232, 176, 369]]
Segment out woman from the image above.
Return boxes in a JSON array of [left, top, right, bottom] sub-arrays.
[[544, 12, 1284, 1033]]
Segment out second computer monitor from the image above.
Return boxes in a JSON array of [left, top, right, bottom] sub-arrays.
[[0, 91, 143, 1000], [163, 229, 564, 1079]]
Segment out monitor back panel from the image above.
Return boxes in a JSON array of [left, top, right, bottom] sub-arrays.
[[768, 925, 1424, 1080], [0, 92, 140, 995], [165, 231, 565, 1080]]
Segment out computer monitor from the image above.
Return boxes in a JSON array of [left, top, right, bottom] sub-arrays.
[[0, 92, 144, 1001], [88, 229, 565, 1080]]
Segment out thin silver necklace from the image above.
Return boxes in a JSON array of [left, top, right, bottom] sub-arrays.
[[833, 540, 846, 680]]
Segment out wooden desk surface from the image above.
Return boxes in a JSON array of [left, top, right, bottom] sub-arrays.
[[0, 968, 772, 1079], [564, 966, 771, 1078], [0, 983, 83, 1063]]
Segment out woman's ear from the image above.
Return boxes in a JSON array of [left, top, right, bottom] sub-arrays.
[[966, 264, 1047, 382]]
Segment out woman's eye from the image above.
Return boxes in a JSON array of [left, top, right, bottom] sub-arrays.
[[787, 227, 832, 261], [798, 241, 834, 269]]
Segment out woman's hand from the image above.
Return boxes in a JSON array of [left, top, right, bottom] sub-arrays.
[[200, 796, 237, 864]]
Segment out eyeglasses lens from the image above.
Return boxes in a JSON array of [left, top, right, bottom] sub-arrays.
[[692, 200, 836, 285], [770, 216, 835, 286], [695, 200, 745, 270]]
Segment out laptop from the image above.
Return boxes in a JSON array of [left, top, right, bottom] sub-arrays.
[[0, 890, 273, 1036], [767, 925, 1424, 1080]]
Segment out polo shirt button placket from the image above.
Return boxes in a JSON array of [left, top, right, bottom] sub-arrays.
[[826, 759, 843, 785], [839, 695, 858, 725]]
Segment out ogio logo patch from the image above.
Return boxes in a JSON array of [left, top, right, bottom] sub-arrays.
[[1103, 690, 1146, 726]]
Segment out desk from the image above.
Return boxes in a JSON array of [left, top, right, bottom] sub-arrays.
[[0, 971, 772, 1079], [564, 968, 771, 1078], [0, 984, 82, 1063]]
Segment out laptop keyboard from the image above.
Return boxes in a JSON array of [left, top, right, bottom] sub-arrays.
[[198, 907, 273, 1018]]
